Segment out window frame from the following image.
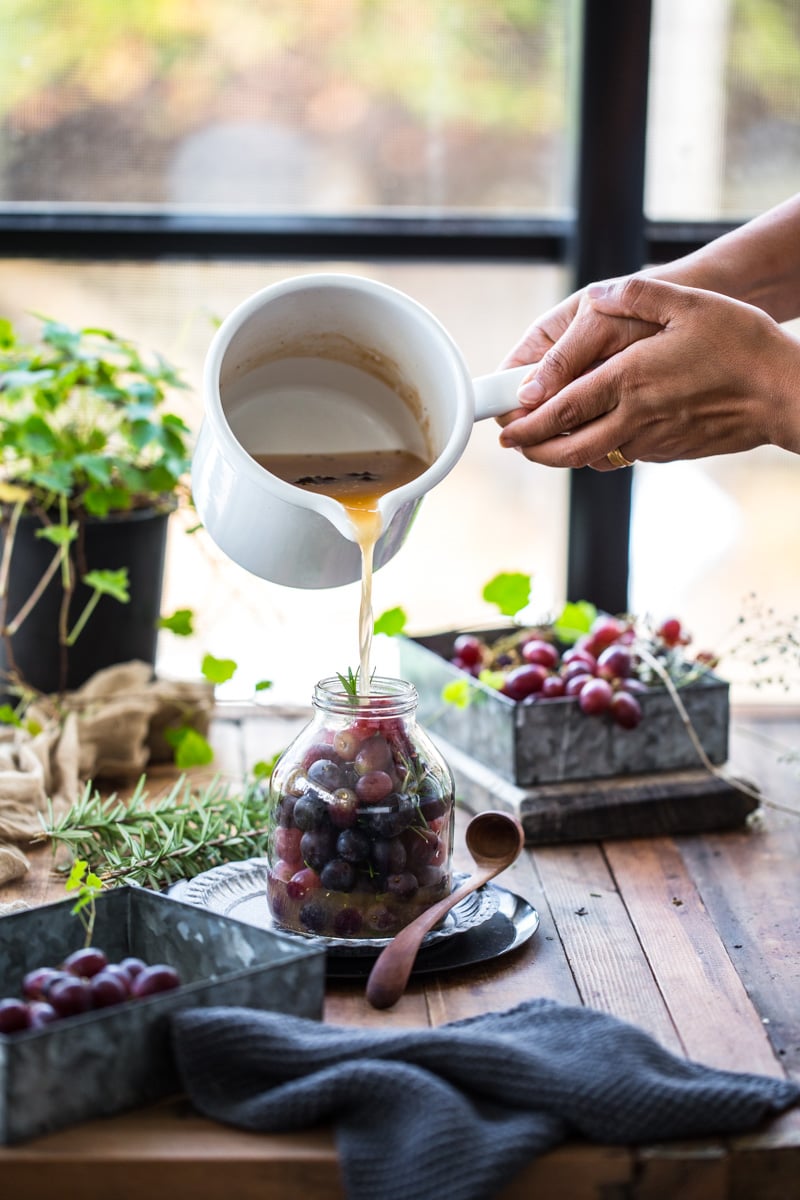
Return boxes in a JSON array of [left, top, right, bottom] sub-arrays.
[[0, 0, 744, 615]]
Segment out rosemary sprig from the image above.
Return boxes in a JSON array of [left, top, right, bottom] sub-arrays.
[[37, 774, 272, 891]]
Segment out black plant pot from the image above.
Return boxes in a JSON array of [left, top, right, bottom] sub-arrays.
[[0, 506, 172, 697]]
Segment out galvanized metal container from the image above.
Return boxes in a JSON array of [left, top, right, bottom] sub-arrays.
[[398, 628, 729, 786], [0, 887, 325, 1145]]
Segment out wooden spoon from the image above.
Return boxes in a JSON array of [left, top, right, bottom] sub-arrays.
[[365, 809, 525, 1009]]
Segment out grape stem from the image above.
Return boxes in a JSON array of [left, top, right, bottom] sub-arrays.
[[635, 642, 766, 807]]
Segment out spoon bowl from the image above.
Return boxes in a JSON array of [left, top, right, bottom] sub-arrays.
[[365, 810, 525, 1010]]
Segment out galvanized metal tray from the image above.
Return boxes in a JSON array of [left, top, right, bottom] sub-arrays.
[[0, 886, 325, 1145], [398, 628, 730, 786]]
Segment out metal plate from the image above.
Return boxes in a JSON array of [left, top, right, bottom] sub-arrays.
[[177, 860, 498, 955], [173, 859, 539, 976]]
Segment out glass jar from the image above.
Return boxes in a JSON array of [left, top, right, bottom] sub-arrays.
[[267, 676, 455, 939]]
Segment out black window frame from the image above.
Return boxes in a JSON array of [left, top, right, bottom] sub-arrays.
[[0, 0, 741, 616]]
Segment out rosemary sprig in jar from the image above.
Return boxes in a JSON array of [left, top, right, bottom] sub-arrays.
[[36, 773, 274, 891]]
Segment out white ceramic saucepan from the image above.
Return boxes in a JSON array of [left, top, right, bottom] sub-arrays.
[[192, 273, 528, 588]]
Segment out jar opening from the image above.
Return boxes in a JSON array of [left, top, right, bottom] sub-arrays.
[[313, 674, 417, 717]]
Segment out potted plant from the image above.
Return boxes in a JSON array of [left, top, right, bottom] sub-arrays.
[[0, 315, 192, 706]]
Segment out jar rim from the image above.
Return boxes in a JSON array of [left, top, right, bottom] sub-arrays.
[[313, 675, 417, 715]]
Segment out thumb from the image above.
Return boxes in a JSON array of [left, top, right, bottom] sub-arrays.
[[587, 276, 691, 326]]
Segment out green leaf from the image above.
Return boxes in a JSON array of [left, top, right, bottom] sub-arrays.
[[373, 606, 407, 637], [19, 414, 59, 455], [251, 755, 280, 778], [478, 668, 506, 690], [159, 608, 195, 637], [30, 461, 74, 493], [65, 859, 89, 892], [42, 320, 81, 353], [83, 484, 130, 517], [164, 726, 215, 769], [0, 704, 21, 727], [442, 678, 473, 708], [201, 653, 237, 685], [0, 317, 15, 348], [82, 568, 130, 603], [552, 600, 597, 644], [482, 572, 531, 617], [35, 521, 78, 547], [74, 454, 113, 486], [254, 679, 273, 692]]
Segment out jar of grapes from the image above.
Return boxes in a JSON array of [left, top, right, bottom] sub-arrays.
[[267, 676, 455, 940]]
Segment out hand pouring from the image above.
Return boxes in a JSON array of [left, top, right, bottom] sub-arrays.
[[365, 810, 525, 1010], [191, 274, 529, 588]]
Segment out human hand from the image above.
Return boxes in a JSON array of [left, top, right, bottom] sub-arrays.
[[497, 276, 800, 467]]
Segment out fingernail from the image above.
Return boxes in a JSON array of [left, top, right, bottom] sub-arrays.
[[587, 282, 613, 300], [517, 376, 545, 406]]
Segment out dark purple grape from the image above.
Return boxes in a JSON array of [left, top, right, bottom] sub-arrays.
[[453, 633, 483, 667], [22, 966, 63, 1000], [336, 827, 371, 864], [298, 901, 327, 933], [63, 946, 109, 979], [306, 757, 343, 791], [48, 976, 92, 1017], [366, 904, 400, 935], [300, 827, 336, 872], [362, 793, 415, 839], [371, 837, 407, 876], [276, 794, 297, 826], [28, 1000, 58, 1028], [320, 858, 356, 892], [354, 734, 393, 776], [292, 792, 328, 831], [333, 908, 363, 938], [597, 644, 634, 680], [89, 970, 129, 1008], [386, 871, 419, 899], [355, 769, 394, 803], [405, 827, 439, 870], [130, 964, 181, 998], [0, 997, 32, 1033]]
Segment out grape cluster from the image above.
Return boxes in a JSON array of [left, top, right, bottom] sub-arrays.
[[0, 948, 181, 1035], [268, 708, 454, 939], [450, 615, 698, 731]]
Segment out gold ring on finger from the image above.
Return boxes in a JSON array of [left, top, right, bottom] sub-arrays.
[[606, 447, 635, 469]]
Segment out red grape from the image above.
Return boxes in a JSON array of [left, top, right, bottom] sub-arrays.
[[63, 946, 108, 979], [597, 644, 634, 680], [564, 672, 594, 696], [0, 997, 32, 1033], [287, 866, 321, 899], [48, 976, 92, 1017], [354, 734, 393, 775], [521, 639, 559, 670], [500, 664, 548, 701], [89, 970, 130, 1008], [657, 617, 683, 645], [611, 690, 643, 728], [453, 634, 483, 668], [578, 677, 614, 714], [355, 769, 394, 803], [28, 1000, 58, 1028], [562, 644, 598, 672], [587, 615, 628, 653], [130, 964, 181, 998], [22, 966, 63, 1000], [540, 674, 566, 698]]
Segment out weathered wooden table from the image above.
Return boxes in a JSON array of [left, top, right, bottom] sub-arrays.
[[1, 705, 798, 1199]]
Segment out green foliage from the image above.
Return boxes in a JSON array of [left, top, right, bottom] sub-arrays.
[[551, 600, 597, 645], [164, 725, 215, 769], [482, 571, 531, 618], [65, 858, 103, 948], [0, 316, 191, 519], [158, 608, 195, 637], [373, 606, 407, 637], [201, 653, 237, 685], [41, 774, 274, 891]]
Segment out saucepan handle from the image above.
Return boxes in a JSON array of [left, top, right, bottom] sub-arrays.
[[471, 363, 533, 421]]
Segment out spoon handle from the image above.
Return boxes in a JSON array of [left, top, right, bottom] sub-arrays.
[[365, 866, 495, 1010]]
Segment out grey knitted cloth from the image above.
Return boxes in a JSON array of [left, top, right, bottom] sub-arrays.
[[172, 998, 799, 1200]]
